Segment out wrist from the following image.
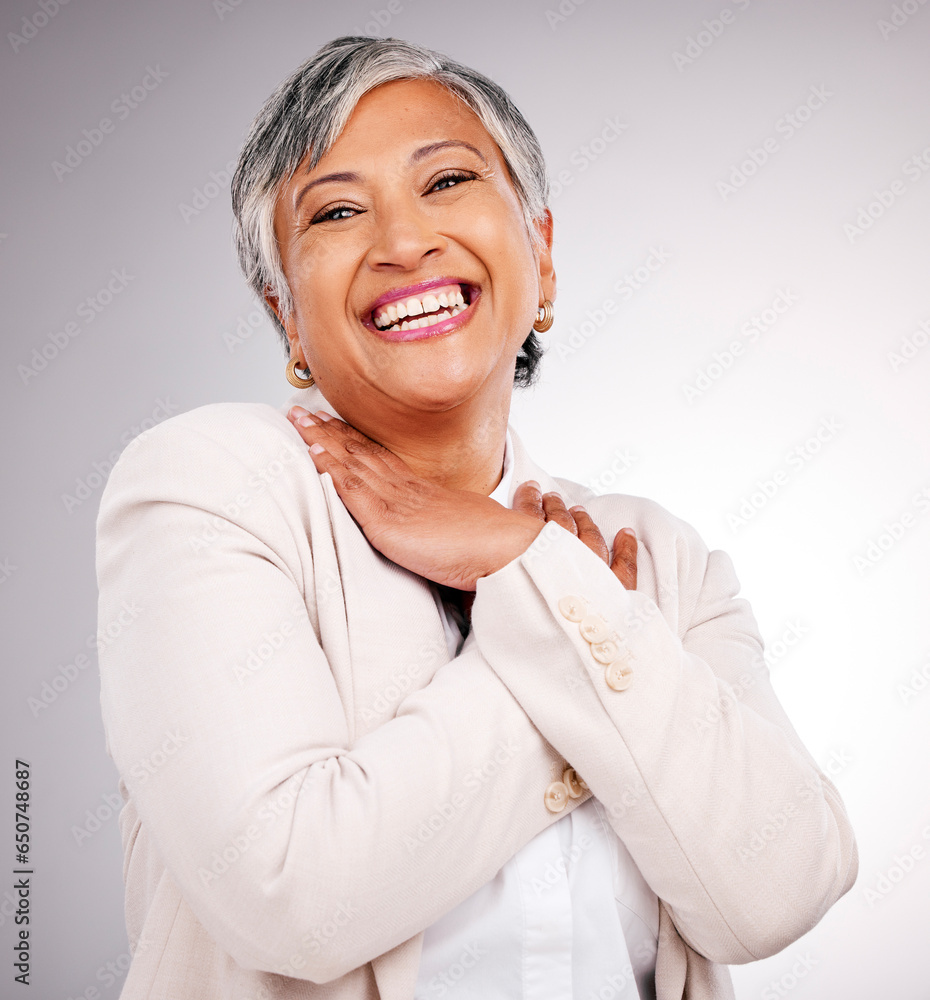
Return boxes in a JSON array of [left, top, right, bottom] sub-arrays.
[[476, 512, 545, 581]]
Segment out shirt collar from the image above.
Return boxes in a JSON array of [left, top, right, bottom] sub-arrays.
[[489, 429, 514, 509]]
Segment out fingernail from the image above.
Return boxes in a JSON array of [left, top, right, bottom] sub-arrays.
[[620, 527, 636, 538], [525, 479, 540, 490], [569, 505, 586, 513], [309, 442, 326, 454], [297, 415, 314, 427], [314, 410, 333, 421], [289, 406, 309, 420]]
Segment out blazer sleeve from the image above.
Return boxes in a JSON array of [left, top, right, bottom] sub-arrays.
[[469, 512, 858, 965], [94, 410, 589, 984]]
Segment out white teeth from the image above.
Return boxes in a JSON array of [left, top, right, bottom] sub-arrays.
[[373, 285, 470, 327], [374, 287, 472, 332]]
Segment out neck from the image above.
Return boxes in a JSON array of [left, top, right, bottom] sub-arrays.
[[325, 385, 511, 496]]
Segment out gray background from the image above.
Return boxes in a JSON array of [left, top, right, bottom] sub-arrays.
[[2, 0, 929, 996]]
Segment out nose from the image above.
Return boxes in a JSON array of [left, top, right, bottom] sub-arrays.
[[365, 193, 447, 271]]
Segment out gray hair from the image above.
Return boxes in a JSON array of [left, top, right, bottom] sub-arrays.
[[230, 35, 550, 386]]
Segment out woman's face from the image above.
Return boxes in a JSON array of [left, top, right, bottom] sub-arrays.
[[269, 77, 555, 425]]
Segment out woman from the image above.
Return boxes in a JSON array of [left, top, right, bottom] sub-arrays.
[[95, 35, 857, 1000]]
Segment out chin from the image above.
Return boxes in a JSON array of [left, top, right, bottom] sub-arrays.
[[389, 369, 490, 413]]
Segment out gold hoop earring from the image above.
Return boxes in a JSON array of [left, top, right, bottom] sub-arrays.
[[286, 356, 315, 389], [532, 300, 554, 333]]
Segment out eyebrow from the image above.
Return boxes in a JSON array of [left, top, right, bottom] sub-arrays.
[[293, 140, 488, 211]]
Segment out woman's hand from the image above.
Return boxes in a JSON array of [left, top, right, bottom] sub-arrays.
[[512, 481, 638, 591], [287, 407, 543, 591]]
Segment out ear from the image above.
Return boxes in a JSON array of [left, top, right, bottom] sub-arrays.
[[264, 288, 304, 362], [531, 208, 556, 306]]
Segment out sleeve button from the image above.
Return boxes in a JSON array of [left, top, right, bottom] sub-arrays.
[[544, 780, 570, 812], [590, 639, 620, 664], [605, 661, 633, 691], [579, 614, 610, 643], [562, 767, 585, 798], [558, 595, 586, 622]]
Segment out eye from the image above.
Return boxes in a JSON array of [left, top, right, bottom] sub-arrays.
[[429, 170, 476, 192], [310, 204, 361, 225]]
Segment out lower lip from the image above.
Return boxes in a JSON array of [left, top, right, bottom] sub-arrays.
[[364, 288, 480, 342]]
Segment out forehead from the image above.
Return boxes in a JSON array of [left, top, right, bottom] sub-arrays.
[[345, 77, 487, 135]]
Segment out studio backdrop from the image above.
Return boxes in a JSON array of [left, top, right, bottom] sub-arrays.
[[2, 0, 928, 996]]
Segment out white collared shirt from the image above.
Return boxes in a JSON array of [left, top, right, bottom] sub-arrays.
[[417, 430, 659, 1000]]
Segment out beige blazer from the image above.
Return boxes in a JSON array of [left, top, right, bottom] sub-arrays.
[[95, 384, 858, 999]]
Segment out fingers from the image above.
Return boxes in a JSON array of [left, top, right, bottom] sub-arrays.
[[514, 482, 610, 564], [611, 528, 638, 591], [512, 480, 544, 520], [569, 506, 610, 563], [289, 408, 396, 475], [541, 491, 578, 536], [287, 409, 394, 517]]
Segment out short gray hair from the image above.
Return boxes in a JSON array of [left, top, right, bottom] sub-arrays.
[[230, 35, 550, 386]]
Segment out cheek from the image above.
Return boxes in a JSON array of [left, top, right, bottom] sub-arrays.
[[468, 213, 538, 299]]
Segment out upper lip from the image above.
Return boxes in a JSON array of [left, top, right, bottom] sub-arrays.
[[363, 276, 476, 321]]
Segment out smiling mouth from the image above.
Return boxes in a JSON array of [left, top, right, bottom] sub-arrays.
[[369, 283, 474, 335]]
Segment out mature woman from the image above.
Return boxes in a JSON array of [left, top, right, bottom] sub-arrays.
[[95, 35, 857, 1000]]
